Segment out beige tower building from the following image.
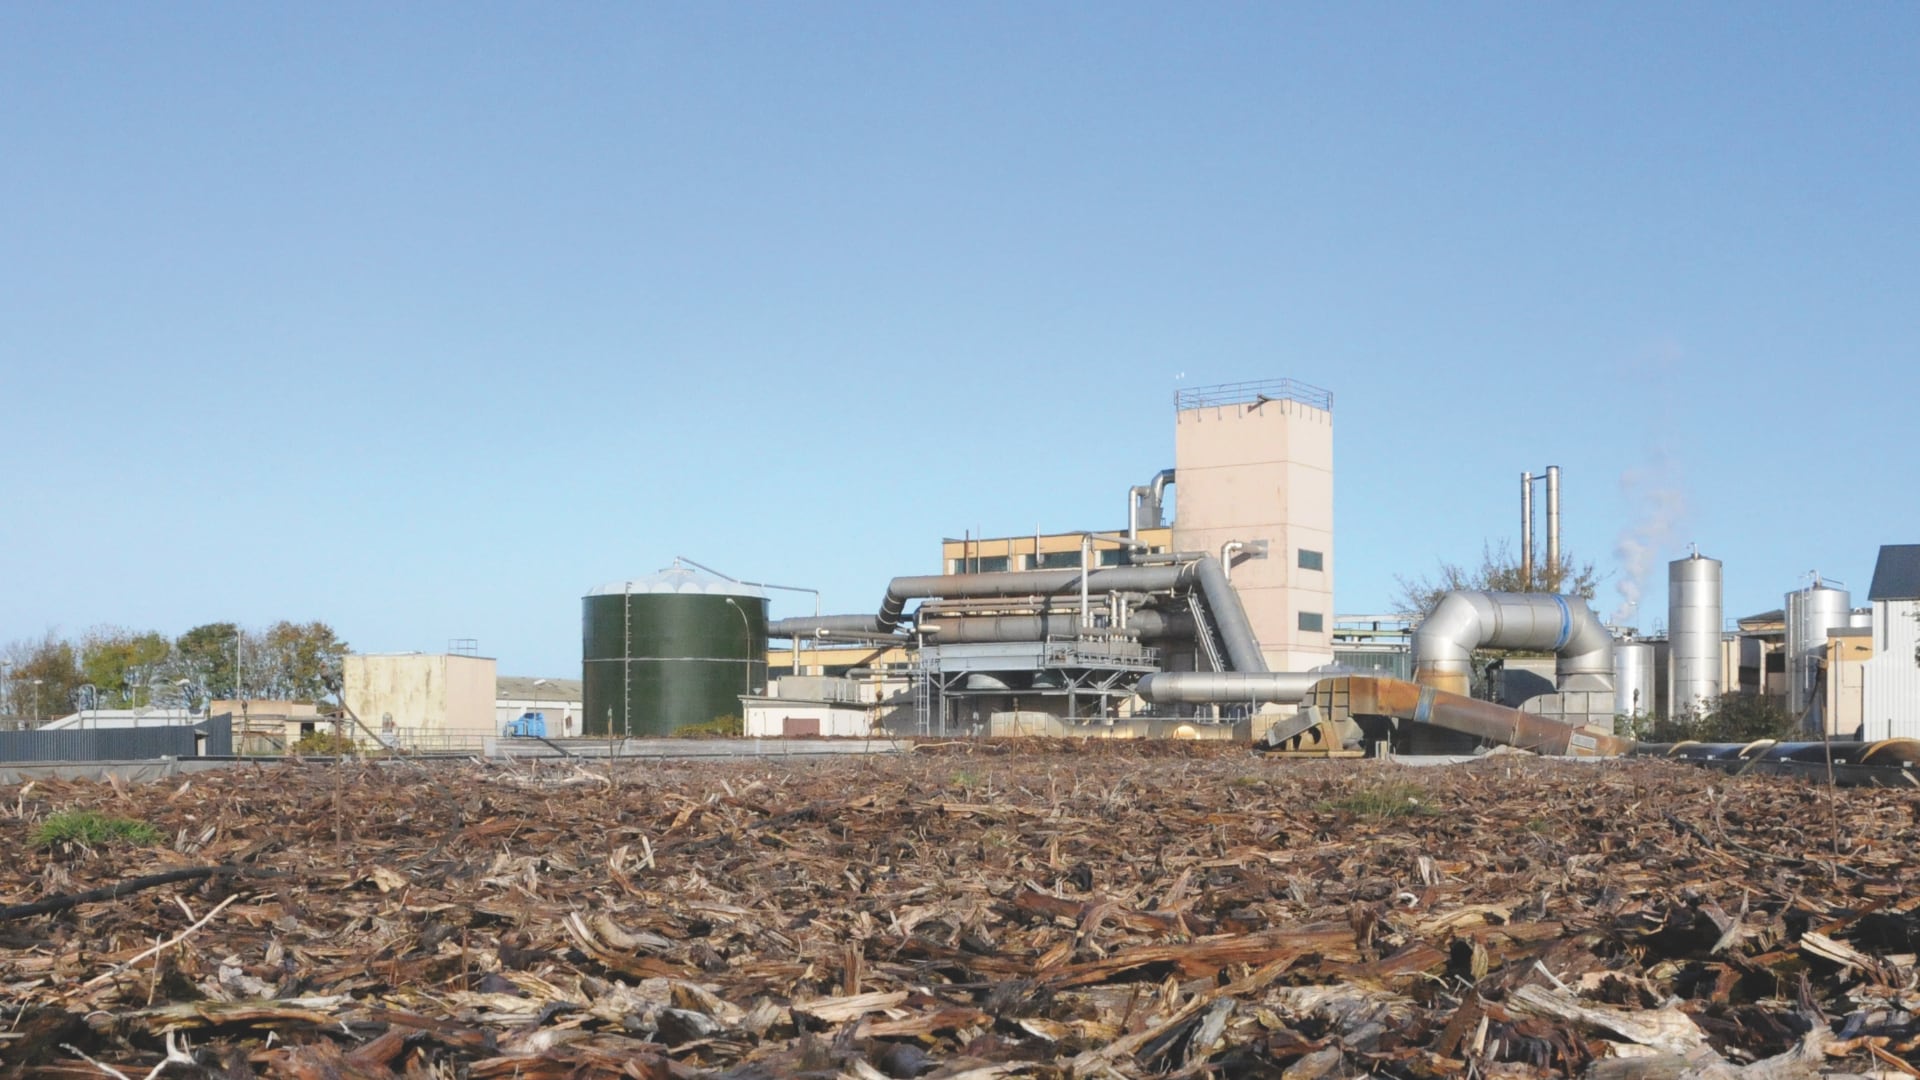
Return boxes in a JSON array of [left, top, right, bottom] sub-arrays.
[[1171, 380, 1334, 672]]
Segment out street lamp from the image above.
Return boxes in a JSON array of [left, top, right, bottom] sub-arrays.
[[29, 679, 44, 727], [723, 599, 754, 706], [175, 677, 193, 718], [531, 678, 549, 735]]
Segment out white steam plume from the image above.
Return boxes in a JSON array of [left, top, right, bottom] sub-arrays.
[[1611, 459, 1687, 627]]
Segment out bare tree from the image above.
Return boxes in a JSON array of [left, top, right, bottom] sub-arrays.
[[1392, 539, 1603, 620]]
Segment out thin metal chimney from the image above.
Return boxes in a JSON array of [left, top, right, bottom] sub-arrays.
[[1545, 465, 1561, 581], [1521, 471, 1534, 590]]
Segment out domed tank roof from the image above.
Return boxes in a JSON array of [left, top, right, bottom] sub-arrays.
[[587, 560, 766, 599]]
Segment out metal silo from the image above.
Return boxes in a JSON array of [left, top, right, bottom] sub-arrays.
[[1613, 640, 1655, 721], [582, 562, 768, 737], [1785, 581, 1850, 715], [1667, 553, 1723, 719]]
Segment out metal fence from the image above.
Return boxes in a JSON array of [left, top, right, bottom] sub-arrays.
[[0, 715, 231, 763], [1174, 378, 1333, 412]]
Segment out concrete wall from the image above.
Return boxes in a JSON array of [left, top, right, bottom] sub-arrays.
[[744, 700, 871, 737], [1172, 395, 1334, 671], [1862, 601, 1920, 740], [344, 654, 497, 740], [1825, 629, 1872, 737]]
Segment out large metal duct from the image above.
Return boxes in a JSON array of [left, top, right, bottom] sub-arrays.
[[1786, 581, 1850, 715], [1411, 591, 1614, 698], [1668, 554, 1723, 718], [1135, 671, 1320, 705], [1193, 555, 1267, 672], [771, 555, 1267, 672], [918, 610, 1194, 643]]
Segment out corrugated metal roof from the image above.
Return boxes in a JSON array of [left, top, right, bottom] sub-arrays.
[[586, 560, 766, 599], [1869, 544, 1920, 601], [496, 676, 582, 701]]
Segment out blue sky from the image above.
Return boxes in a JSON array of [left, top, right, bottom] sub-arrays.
[[3, 5, 1914, 676]]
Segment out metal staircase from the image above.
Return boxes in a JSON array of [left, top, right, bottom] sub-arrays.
[[1186, 592, 1229, 673]]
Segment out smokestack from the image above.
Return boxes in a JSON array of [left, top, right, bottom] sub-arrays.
[[1521, 471, 1534, 590], [1546, 465, 1561, 583]]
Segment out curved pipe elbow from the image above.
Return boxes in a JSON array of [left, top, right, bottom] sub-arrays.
[[1411, 590, 1614, 695]]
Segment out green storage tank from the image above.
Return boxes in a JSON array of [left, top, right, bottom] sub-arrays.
[[582, 562, 768, 736]]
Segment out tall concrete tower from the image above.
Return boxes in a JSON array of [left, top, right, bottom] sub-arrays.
[[1171, 380, 1334, 672]]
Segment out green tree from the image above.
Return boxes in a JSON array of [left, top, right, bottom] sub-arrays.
[[79, 627, 174, 708], [3, 632, 85, 724], [174, 622, 241, 701], [257, 621, 348, 703], [1392, 539, 1602, 620], [1628, 694, 1793, 743]]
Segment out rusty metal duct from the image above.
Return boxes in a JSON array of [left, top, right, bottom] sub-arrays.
[[1411, 591, 1614, 698], [1135, 671, 1320, 706]]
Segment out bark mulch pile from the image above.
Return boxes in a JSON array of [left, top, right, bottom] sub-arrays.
[[5, 743, 1920, 1079]]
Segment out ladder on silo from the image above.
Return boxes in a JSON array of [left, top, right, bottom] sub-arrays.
[[1187, 591, 1228, 673], [914, 659, 933, 736]]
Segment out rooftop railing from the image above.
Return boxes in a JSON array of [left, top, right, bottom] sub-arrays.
[[1175, 378, 1332, 412]]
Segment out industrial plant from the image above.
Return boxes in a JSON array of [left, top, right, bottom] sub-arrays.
[[6, 377, 1916, 770], [576, 378, 1920, 760]]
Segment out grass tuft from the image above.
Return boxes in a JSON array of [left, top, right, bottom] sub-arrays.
[[1316, 780, 1435, 819], [33, 809, 164, 848]]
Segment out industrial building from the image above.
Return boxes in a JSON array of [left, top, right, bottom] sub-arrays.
[[569, 376, 1918, 754], [342, 651, 497, 749], [495, 676, 583, 737], [1861, 544, 1920, 739]]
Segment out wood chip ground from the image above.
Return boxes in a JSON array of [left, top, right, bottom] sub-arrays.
[[5, 743, 1920, 1078]]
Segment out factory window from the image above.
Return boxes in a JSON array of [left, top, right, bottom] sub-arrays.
[[1031, 551, 1082, 570], [1297, 548, 1324, 572], [1297, 611, 1325, 633], [950, 555, 1010, 574], [1099, 549, 1131, 567]]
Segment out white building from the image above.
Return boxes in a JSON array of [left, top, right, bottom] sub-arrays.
[[495, 676, 583, 737], [1860, 544, 1920, 740]]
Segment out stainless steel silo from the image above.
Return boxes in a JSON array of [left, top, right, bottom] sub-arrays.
[[1613, 640, 1655, 721], [1785, 582, 1850, 715], [1849, 608, 1873, 629], [1667, 554, 1723, 718]]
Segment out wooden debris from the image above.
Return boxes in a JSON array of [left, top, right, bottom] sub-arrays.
[[3, 748, 1920, 1077]]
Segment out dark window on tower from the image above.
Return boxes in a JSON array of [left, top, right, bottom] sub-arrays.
[[1297, 549, 1324, 572], [1298, 611, 1325, 633]]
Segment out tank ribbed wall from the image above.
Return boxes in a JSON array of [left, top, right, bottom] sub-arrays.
[[582, 591, 768, 736]]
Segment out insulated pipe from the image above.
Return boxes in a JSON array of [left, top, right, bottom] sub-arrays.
[[1221, 540, 1245, 582], [918, 610, 1195, 643], [1194, 555, 1268, 672], [1080, 535, 1093, 630], [1135, 671, 1320, 705], [1546, 465, 1561, 577], [1127, 469, 1176, 540], [770, 555, 1269, 673], [1411, 591, 1614, 697], [770, 564, 1202, 638]]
